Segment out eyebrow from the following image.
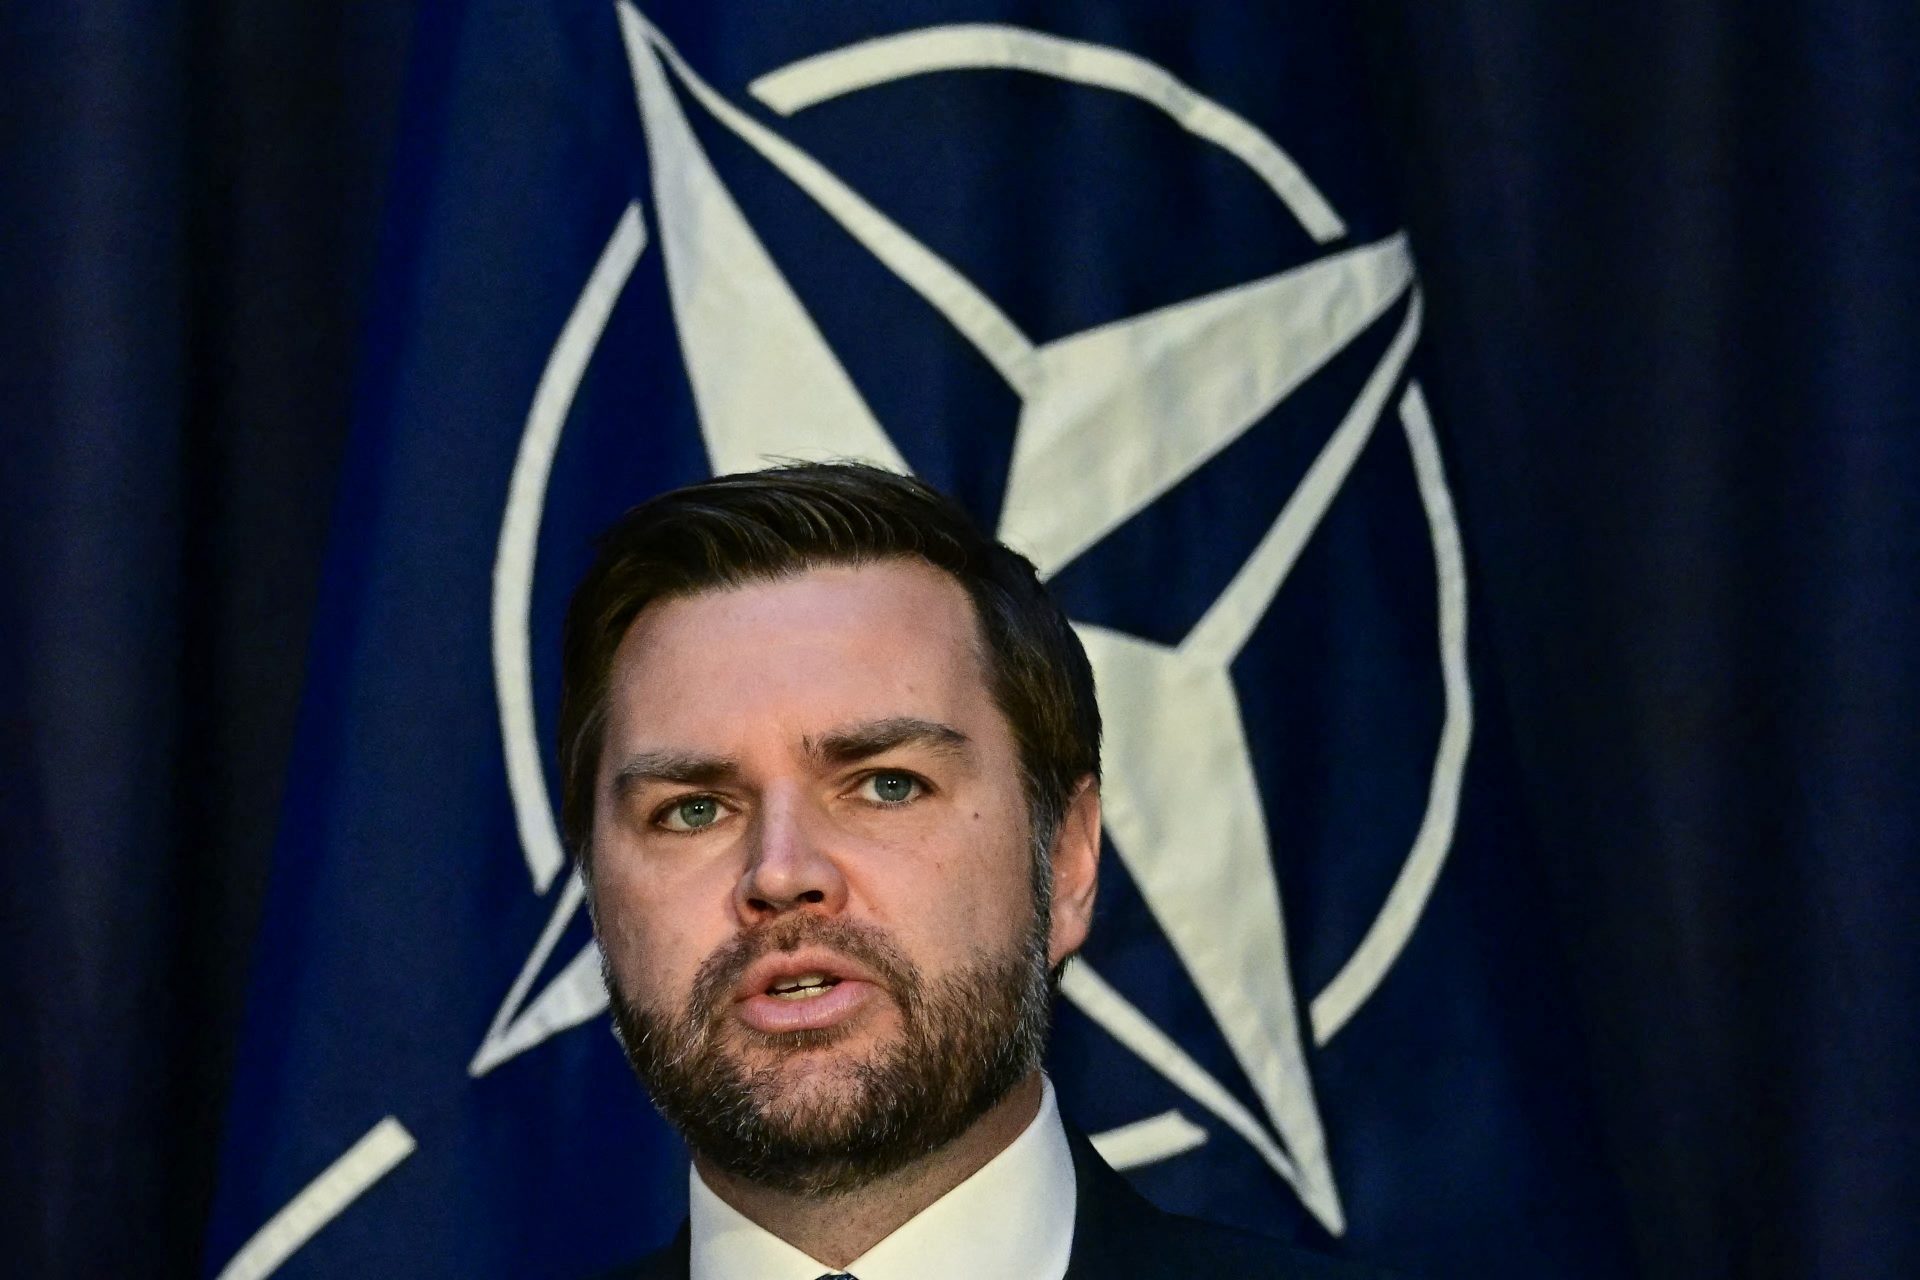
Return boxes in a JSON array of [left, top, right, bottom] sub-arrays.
[[805, 717, 974, 767], [608, 750, 743, 795], [607, 717, 973, 798]]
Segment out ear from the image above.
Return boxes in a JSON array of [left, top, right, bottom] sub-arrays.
[[1047, 776, 1101, 967]]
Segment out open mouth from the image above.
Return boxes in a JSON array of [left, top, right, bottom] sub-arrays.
[[733, 954, 875, 1033], [767, 973, 843, 1001]]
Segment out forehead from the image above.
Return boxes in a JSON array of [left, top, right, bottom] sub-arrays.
[[604, 559, 994, 745]]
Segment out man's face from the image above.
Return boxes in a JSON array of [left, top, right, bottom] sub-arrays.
[[587, 559, 1095, 1193]]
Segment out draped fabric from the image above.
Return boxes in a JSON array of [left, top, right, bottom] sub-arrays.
[[0, 5, 412, 1275], [3, 2, 1914, 1277], [1362, 5, 1920, 1273]]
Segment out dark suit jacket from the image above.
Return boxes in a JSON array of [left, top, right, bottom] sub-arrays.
[[603, 1123, 1394, 1279]]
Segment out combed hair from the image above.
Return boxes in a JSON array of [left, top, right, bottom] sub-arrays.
[[558, 462, 1101, 868]]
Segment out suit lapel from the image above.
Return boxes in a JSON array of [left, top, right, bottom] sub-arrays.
[[1062, 1123, 1186, 1280]]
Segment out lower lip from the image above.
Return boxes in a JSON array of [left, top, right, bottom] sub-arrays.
[[735, 979, 877, 1034]]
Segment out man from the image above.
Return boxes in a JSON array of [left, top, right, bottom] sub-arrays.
[[561, 463, 1390, 1278]]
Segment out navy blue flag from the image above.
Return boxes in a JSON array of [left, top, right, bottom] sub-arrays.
[[207, 4, 1628, 1276]]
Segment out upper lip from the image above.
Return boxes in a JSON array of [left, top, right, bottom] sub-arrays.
[[734, 948, 878, 1001]]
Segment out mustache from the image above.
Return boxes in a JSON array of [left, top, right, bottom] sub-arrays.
[[685, 914, 920, 1023]]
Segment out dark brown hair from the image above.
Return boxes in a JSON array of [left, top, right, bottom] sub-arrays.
[[558, 462, 1101, 868]]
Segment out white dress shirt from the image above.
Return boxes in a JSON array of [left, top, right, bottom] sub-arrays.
[[688, 1077, 1077, 1280]]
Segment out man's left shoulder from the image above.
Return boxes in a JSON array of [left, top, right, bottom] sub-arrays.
[[1063, 1119, 1401, 1279]]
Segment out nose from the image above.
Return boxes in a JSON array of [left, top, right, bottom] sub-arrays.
[[734, 788, 848, 924]]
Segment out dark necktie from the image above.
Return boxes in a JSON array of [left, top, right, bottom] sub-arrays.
[[815, 1274, 856, 1279]]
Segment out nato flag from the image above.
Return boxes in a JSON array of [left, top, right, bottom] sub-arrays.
[[206, 5, 1628, 1277]]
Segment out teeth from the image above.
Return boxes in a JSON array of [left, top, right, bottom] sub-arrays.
[[768, 974, 837, 999]]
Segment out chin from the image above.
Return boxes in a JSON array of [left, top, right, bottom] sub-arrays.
[[740, 1031, 881, 1087], [745, 1032, 899, 1101]]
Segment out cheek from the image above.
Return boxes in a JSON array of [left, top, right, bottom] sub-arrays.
[[591, 869, 719, 1006], [910, 808, 1036, 946]]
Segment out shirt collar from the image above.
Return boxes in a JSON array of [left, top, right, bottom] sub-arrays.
[[688, 1077, 1077, 1280]]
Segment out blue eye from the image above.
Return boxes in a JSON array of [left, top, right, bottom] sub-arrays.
[[659, 796, 723, 832], [863, 772, 921, 805]]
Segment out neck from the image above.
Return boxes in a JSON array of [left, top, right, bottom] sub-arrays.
[[694, 1071, 1045, 1270]]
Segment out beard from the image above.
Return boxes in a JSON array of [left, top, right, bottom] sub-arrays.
[[607, 906, 1053, 1197]]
